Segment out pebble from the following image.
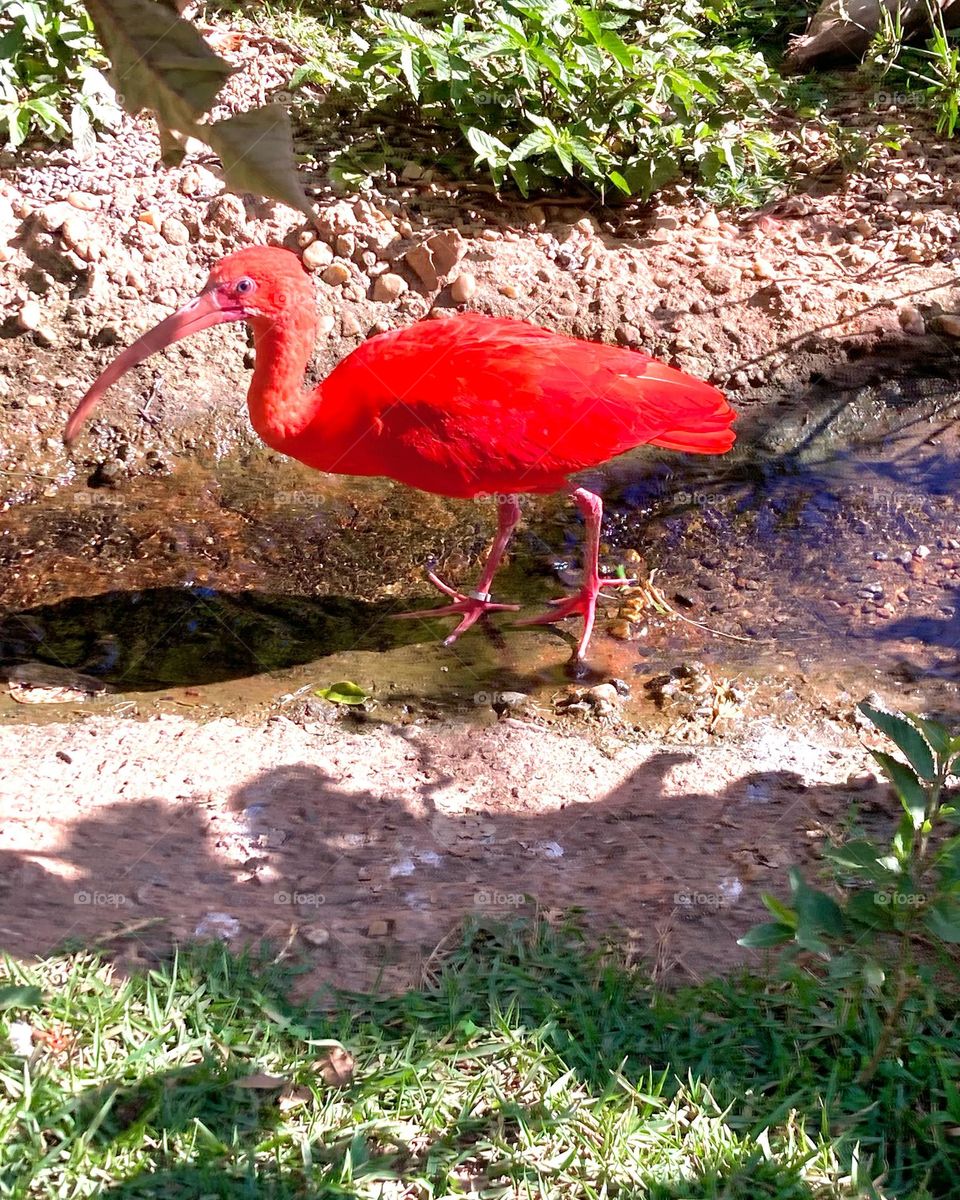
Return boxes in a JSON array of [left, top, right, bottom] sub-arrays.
[[341, 312, 362, 336], [449, 272, 476, 303], [372, 272, 407, 302], [615, 323, 641, 347], [320, 261, 351, 286], [38, 201, 73, 232], [698, 210, 720, 230], [934, 314, 960, 337], [207, 193, 246, 236], [161, 216, 190, 246], [915, 544, 931, 559], [302, 239, 334, 271], [68, 191, 100, 211], [498, 283, 519, 299], [700, 264, 737, 295], [897, 304, 925, 335], [300, 924, 330, 947], [16, 299, 43, 332]]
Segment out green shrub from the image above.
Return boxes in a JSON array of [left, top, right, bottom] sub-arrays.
[[0, 0, 120, 153], [304, 0, 785, 201]]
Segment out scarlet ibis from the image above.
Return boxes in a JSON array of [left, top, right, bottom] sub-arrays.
[[65, 245, 735, 660]]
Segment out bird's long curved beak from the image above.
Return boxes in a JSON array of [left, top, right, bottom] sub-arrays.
[[64, 289, 246, 446]]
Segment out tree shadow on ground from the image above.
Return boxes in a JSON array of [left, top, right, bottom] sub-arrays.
[[4, 732, 957, 1195]]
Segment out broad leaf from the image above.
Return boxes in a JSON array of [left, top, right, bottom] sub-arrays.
[[859, 702, 936, 781], [737, 922, 794, 949], [206, 106, 314, 217], [83, 0, 314, 217], [872, 750, 928, 830], [315, 681, 368, 706], [0, 985, 42, 1012]]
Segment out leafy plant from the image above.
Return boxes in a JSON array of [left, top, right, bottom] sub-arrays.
[[740, 699, 960, 1079], [0, 0, 121, 153], [306, 0, 785, 201]]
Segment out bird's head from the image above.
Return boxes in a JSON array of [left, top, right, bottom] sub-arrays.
[[64, 244, 316, 446]]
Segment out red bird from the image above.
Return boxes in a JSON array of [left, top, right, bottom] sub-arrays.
[[65, 245, 735, 660]]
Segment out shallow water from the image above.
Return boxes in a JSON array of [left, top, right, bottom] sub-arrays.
[[3, 363, 960, 723]]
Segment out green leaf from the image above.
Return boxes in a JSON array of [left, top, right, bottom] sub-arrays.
[[737, 922, 794, 949], [760, 892, 797, 927], [872, 750, 928, 830], [822, 839, 899, 880], [0, 984, 42, 1012], [859, 701, 936, 781], [315, 681, 369, 706], [83, 0, 313, 218], [907, 712, 951, 757], [924, 900, 960, 943], [206, 106, 315, 218], [464, 124, 511, 167]]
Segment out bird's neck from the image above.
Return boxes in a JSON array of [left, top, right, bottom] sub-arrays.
[[245, 313, 321, 450]]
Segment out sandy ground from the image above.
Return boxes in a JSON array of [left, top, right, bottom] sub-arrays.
[[0, 707, 884, 995]]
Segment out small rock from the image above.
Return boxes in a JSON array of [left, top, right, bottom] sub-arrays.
[[61, 215, 89, 251], [366, 919, 391, 937], [915, 544, 931, 559], [68, 191, 100, 211], [587, 683, 621, 707], [751, 257, 776, 280], [450, 272, 477, 304], [207, 193, 247, 236], [933, 313, 960, 337], [16, 299, 43, 332], [498, 283, 518, 299], [302, 239, 334, 271], [320, 261, 351, 286], [700, 264, 737, 295], [898, 304, 925, 335], [372, 272, 408, 302], [615, 323, 642, 347], [161, 216, 190, 246], [698, 211, 720, 230], [300, 924, 330, 947], [341, 311, 362, 336], [38, 201, 73, 232], [405, 229, 464, 289]]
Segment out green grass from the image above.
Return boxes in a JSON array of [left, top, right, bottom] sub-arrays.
[[1, 919, 959, 1198]]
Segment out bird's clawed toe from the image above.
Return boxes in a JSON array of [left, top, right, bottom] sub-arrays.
[[392, 573, 520, 645]]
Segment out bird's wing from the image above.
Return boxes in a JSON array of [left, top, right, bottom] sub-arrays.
[[323, 314, 734, 494]]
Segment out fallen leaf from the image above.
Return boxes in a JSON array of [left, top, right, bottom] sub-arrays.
[[234, 1071, 288, 1090], [314, 1045, 355, 1087], [278, 1083, 312, 1112], [315, 681, 368, 706]]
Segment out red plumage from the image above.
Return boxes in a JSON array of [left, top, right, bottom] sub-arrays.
[[304, 313, 734, 498], [65, 245, 736, 660]]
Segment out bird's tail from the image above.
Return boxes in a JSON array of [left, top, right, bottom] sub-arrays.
[[616, 359, 736, 455]]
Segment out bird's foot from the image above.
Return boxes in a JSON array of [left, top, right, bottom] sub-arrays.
[[393, 571, 520, 646], [516, 575, 636, 658]]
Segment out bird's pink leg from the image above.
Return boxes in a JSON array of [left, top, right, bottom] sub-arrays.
[[516, 487, 634, 659], [394, 496, 521, 645]]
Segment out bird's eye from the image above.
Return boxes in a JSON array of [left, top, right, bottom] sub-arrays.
[[235, 277, 256, 296]]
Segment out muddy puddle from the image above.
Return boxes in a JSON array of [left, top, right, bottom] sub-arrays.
[[2, 363, 960, 727]]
